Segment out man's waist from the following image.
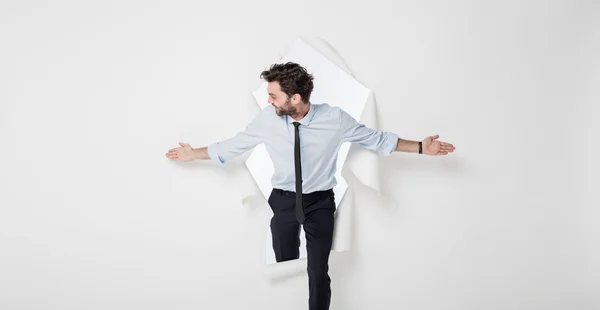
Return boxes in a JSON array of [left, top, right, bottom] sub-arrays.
[[272, 188, 333, 199]]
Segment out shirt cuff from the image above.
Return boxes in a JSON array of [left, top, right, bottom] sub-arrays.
[[207, 142, 225, 165], [382, 132, 399, 155]]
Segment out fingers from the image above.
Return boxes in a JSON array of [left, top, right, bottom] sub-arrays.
[[439, 141, 455, 151], [165, 152, 179, 160], [430, 136, 456, 151], [168, 147, 183, 156], [166, 147, 180, 160]]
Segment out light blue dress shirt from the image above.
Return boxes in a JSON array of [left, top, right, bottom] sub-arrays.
[[207, 103, 399, 194]]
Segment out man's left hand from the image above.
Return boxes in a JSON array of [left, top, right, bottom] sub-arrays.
[[422, 135, 455, 155]]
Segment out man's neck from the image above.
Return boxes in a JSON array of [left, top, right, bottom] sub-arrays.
[[291, 102, 310, 121]]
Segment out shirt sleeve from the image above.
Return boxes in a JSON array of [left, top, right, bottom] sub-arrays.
[[207, 110, 265, 165], [338, 108, 398, 155]]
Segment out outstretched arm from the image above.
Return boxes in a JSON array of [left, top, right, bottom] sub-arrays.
[[395, 135, 455, 155], [166, 110, 265, 163], [339, 108, 455, 156]]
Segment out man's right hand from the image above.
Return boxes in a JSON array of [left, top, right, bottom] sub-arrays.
[[166, 142, 198, 162]]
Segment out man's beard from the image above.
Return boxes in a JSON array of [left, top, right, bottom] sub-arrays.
[[274, 99, 298, 117]]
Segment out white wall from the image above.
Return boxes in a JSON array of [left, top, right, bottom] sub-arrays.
[[1, 1, 598, 309], [578, 18, 600, 308]]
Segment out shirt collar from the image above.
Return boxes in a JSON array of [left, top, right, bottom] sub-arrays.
[[286, 102, 316, 126]]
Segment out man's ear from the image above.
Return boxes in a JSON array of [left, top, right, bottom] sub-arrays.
[[292, 93, 300, 104]]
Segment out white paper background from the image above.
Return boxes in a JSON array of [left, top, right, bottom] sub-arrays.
[[2, 2, 597, 309]]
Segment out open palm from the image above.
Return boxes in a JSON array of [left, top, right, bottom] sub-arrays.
[[422, 135, 455, 155], [165, 142, 195, 161]]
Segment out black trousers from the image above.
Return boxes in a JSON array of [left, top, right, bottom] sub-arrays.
[[268, 188, 336, 310]]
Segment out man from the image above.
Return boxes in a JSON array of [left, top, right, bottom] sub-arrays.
[[165, 62, 455, 310]]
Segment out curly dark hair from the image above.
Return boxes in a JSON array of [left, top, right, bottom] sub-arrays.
[[260, 62, 314, 103]]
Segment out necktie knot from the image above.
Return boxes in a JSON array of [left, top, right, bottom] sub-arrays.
[[293, 121, 301, 128]]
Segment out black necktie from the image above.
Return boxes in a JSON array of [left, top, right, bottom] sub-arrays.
[[293, 121, 305, 224]]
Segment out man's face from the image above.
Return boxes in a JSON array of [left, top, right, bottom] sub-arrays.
[[267, 81, 298, 117]]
